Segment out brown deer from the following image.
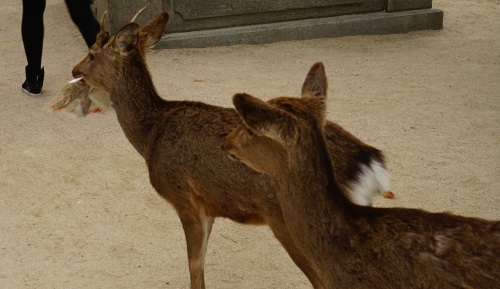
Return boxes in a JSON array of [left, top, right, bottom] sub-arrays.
[[222, 62, 500, 289], [72, 9, 393, 289]]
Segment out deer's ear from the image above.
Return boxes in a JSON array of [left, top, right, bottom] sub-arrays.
[[300, 62, 328, 124], [115, 23, 140, 54], [139, 12, 169, 49], [96, 31, 110, 47], [301, 62, 328, 100], [233, 93, 296, 144]]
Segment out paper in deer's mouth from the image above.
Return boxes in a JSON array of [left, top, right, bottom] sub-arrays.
[[43, 78, 112, 118], [68, 77, 84, 84]]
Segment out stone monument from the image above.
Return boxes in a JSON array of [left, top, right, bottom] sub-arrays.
[[92, 0, 443, 49]]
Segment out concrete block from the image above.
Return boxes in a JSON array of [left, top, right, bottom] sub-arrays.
[[386, 0, 432, 12], [95, 0, 386, 34], [92, 0, 163, 33], [157, 9, 443, 49], [165, 0, 385, 33], [91, 0, 443, 49]]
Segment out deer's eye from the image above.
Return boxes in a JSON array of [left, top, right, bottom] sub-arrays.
[[245, 128, 254, 136], [88, 53, 94, 61]]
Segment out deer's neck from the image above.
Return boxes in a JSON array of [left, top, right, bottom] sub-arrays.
[[276, 125, 353, 254], [110, 58, 167, 157]]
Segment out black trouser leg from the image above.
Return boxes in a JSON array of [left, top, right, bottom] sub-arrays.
[[65, 0, 100, 48], [22, 0, 46, 72]]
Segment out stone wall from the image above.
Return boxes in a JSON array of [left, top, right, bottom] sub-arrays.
[[92, 0, 443, 49]]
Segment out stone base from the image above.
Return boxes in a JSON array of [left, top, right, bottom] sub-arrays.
[[157, 9, 443, 49], [385, 0, 433, 12]]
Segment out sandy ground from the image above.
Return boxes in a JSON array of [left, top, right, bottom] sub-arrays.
[[1, 0, 499, 288]]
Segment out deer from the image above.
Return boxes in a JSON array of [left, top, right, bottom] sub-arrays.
[[72, 8, 394, 289], [221, 62, 500, 289]]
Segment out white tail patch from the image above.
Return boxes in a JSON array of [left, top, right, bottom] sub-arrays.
[[346, 160, 390, 206]]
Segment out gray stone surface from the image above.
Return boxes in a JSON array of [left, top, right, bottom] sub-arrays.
[[95, 0, 386, 34], [92, 0, 163, 33], [92, 1, 443, 49], [157, 9, 443, 49], [386, 0, 432, 12], [165, 0, 385, 33]]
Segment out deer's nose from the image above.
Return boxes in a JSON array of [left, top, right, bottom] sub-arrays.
[[72, 67, 81, 78]]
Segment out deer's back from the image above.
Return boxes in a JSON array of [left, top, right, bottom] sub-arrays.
[[138, 101, 388, 223], [324, 121, 385, 185], [317, 205, 500, 289], [144, 101, 277, 224]]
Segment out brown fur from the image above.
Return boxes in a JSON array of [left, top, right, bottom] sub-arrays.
[[223, 62, 500, 289], [72, 12, 391, 289]]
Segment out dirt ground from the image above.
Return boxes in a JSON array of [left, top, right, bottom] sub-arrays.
[[0, 0, 499, 288]]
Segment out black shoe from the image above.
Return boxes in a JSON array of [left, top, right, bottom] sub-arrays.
[[22, 66, 44, 96]]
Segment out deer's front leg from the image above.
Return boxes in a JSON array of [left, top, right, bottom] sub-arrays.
[[179, 207, 215, 289], [267, 216, 325, 289]]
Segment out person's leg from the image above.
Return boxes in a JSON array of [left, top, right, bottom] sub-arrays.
[[21, 0, 46, 96], [65, 0, 100, 48]]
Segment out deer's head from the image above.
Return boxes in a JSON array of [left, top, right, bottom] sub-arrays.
[[72, 6, 169, 92], [221, 62, 328, 177]]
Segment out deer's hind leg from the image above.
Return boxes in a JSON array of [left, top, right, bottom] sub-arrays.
[[177, 203, 215, 289]]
